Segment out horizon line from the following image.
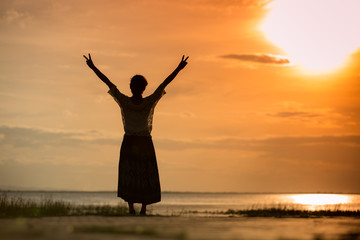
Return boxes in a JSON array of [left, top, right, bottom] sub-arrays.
[[1, 189, 359, 195]]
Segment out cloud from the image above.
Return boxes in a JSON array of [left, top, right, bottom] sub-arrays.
[[0, 9, 34, 28], [2, 124, 358, 170], [158, 111, 197, 118], [271, 111, 321, 118], [0, 125, 120, 148], [1, 125, 359, 192], [142, 0, 272, 11], [155, 134, 360, 153], [157, 134, 360, 192], [2, 125, 359, 156], [220, 53, 291, 65], [0, 158, 116, 191], [155, 135, 360, 191], [1, 10, 24, 23], [265, 101, 355, 128], [0, 125, 122, 168]]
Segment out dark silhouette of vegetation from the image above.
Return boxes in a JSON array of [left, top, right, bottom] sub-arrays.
[[223, 208, 360, 218], [0, 194, 127, 218]]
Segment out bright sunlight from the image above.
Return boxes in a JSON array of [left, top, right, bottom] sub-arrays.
[[261, 0, 360, 74], [291, 194, 350, 206]]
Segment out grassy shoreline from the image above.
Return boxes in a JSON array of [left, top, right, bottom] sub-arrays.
[[222, 208, 360, 218], [0, 194, 128, 218], [1, 194, 359, 218]]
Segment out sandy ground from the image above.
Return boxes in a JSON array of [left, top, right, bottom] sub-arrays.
[[0, 215, 359, 240]]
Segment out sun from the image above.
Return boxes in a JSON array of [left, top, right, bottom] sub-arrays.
[[261, 0, 360, 74]]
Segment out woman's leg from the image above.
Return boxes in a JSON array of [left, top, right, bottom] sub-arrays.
[[140, 203, 147, 215], [128, 202, 135, 215]]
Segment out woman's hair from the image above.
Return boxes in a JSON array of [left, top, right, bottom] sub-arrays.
[[130, 75, 148, 95]]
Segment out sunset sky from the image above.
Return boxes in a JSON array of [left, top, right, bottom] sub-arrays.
[[1, 0, 359, 193]]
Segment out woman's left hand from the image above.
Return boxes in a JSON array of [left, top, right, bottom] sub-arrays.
[[177, 55, 189, 70]]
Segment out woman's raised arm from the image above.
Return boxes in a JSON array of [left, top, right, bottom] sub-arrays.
[[156, 55, 189, 92], [83, 53, 115, 89]]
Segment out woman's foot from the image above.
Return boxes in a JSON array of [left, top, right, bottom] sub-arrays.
[[128, 202, 135, 215], [140, 204, 147, 215]]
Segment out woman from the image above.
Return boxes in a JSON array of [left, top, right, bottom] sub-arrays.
[[84, 54, 189, 215]]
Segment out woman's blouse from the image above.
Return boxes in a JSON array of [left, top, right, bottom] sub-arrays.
[[108, 85, 165, 136]]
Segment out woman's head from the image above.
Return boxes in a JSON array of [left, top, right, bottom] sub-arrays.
[[130, 75, 148, 95]]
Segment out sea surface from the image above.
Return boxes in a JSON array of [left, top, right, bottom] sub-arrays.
[[2, 191, 360, 215]]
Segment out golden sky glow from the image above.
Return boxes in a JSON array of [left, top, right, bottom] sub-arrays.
[[0, 0, 359, 192]]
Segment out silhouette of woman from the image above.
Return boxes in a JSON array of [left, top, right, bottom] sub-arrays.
[[84, 54, 189, 215]]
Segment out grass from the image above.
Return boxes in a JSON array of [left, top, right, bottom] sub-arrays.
[[223, 208, 360, 218], [1, 193, 359, 218], [0, 194, 128, 218], [177, 206, 360, 218]]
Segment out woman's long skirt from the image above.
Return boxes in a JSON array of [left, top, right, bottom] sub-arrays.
[[117, 135, 161, 204]]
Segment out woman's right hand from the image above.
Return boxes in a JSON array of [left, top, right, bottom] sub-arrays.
[[83, 53, 96, 69]]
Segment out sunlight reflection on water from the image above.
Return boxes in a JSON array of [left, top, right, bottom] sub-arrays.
[[289, 194, 351, 210]]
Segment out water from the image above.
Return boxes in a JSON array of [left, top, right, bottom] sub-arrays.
[[2, 191, 359, 215]]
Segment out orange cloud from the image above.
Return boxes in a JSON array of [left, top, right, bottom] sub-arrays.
[[220, 53, 291, 65]]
